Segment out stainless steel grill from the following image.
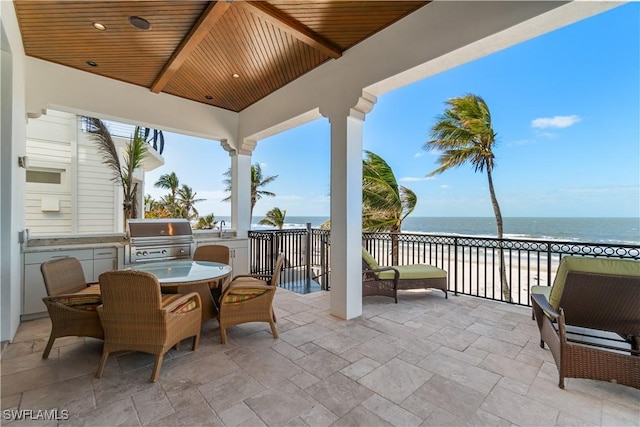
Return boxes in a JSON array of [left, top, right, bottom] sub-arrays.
[[125, 219, 194, 264]]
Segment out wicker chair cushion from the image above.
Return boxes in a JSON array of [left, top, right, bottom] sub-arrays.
[[54, 285, 102, 310], [161, 294, 199, 314], [223, 288, 268, 303], [376, 264, 447, 280], [549, 257, 640, 309], [362, 248, 380, 270]]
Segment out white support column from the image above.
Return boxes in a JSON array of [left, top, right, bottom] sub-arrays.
[[1, 0, 28, 342], [221, 139, 254, 239], [325, 92, 376, 320]]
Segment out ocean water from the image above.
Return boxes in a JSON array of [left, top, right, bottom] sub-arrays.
[[242, 216, 640, 245]]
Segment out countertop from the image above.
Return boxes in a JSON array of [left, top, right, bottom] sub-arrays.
[[22, 232, 246, 253]]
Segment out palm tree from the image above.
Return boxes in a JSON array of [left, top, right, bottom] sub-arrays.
[[194, 213, 217, 230], [424, 93, 510, 302], [85, 117, 147, 227], [259, 207, 287, 229], [222, 163, 278, 220], [362, 150, 417, 264], [155, 172, 180, 199], [154, 172, 180, 216], [176, 184, 204, 220]]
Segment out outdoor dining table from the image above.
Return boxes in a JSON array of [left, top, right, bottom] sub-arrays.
[[130, 260, 232, 322]]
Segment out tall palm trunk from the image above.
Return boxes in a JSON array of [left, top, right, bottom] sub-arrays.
[[487, 169, 511, 302], [390, 223, 401, 265]]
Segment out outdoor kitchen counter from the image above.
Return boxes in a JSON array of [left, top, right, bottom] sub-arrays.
[[22, 242, 126, 252]]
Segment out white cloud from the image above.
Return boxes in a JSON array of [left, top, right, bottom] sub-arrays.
[[531, 115, 581, 129], [413, 152, 425, 158], [399, 176, 434, 182], [440, 184, 450, 189]]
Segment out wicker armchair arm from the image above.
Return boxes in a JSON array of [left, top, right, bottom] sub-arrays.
[[162, 292, 202, 313], [531, 293, 559, 321], [363, 266, 400, 281]]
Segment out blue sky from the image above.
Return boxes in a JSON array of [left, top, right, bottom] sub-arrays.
[[146, 3, 639, 219]]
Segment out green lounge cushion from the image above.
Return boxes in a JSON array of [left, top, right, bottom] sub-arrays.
[[363, 247, 446, 280], [377, 264, 447, 281], [362, 248, 380, 270], [548, 256, 640, 309]]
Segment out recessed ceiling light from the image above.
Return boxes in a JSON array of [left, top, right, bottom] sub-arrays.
[[232, 73, 240, 79], [86, 61, 98, 67], [129, 16, 151, 30], [92, 22, 106, 31], [205, 95, 213, 100]]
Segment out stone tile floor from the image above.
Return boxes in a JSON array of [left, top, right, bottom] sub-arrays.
[[1, 289, 639, 426]]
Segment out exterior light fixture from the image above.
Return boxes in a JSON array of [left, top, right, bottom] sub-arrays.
[[86, 61, 98, 67], [232, 73, 240, 79], [92, 22, 106, 31], [205, 95, 213, 100], [129, 16, 151, 30]]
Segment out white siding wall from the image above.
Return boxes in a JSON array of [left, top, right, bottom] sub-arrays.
[[25, 110, 118, 235], [25, 111, 74, 235], [77, 130, 118, 233]]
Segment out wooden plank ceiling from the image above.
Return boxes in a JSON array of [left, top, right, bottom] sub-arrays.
[[14, 1, 429, 112]]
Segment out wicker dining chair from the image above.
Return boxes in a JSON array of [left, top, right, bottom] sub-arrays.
[[40, 257, 104, 359], [218, 253, 285, 344], [193, 244, 230, 264], [96, 270, 202, 382]]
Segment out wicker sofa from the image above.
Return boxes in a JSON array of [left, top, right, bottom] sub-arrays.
[[362, 248, 447, 303], [531, 256, 640, 390]]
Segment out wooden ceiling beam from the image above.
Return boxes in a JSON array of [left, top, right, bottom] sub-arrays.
[[238, 1, 343, 59], [151, 1, 231, 94]]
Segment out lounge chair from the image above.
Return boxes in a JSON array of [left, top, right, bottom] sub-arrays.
[[531, 256, 640, 389], [362, 247, 447, 303]]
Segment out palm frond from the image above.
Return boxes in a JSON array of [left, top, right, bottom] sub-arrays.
[[399, 186, 417, 221], [85, 117, 122, 184]]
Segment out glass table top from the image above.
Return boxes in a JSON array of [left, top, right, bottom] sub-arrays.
[[129, 260, 232, 284]]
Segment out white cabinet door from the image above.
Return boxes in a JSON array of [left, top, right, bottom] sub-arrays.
[[23, 250, 93, 316], [219, 240, 248, 275], [93, 248, 119, 281]]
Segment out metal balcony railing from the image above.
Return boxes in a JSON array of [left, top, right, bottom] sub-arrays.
[[249, 225, 330, 294], [248, 227, 640, 306]]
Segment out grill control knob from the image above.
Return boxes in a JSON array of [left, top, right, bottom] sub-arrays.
[[179, 249, 185, 254], [136, 251, 142, 256], [142, 251, 148, 256], [161, 250, 167, 255]]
